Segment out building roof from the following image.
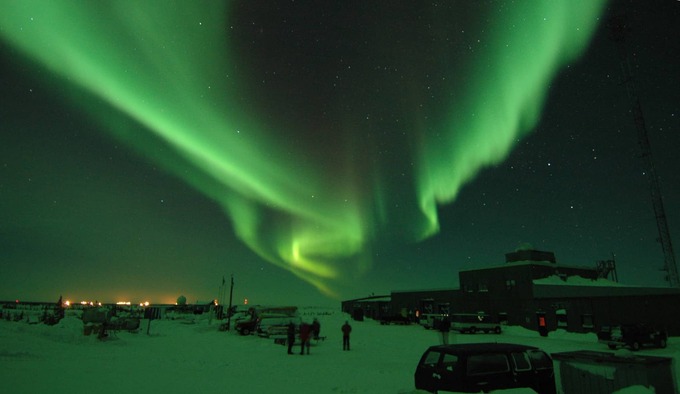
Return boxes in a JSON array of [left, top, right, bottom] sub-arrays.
[[533, 283, 680, 299], [391, 287, 459, 294], [533, 275, 621, 287], [343, 295, 391, 303], [459, 260, 595, 273]]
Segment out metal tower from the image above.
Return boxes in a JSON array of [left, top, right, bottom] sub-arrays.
[[609, 16, 680, 287], [596, 254, 618, 282]]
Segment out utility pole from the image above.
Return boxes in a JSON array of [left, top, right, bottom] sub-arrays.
[[218, 276, 226, 306], [226, 274, 234, 330], [609, 15, 680, 288]]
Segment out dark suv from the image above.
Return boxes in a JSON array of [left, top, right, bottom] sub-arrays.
[[415, 343, 555, 393]]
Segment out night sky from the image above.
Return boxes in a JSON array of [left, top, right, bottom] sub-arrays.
[[1, 1, 678, 306]]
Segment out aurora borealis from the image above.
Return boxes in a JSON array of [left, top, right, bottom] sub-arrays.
[[1, 1, 679, 305]]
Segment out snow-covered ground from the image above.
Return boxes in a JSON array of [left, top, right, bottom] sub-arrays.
[[0, 306, 677, 393]]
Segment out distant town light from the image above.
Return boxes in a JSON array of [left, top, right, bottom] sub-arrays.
[[64, 300, 71, 307], [79, 301, 101, 306], [244, 298, 248, 305], [140, 301, 149, 307], [117, 301, 131, 306]]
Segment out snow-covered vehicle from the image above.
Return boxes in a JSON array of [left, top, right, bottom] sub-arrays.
[[597, 324, 668, 351]]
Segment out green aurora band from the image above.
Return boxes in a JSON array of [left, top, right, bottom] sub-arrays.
[[0, 1, 607, 297]]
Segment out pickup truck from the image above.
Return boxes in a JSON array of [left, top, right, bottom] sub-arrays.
[[597, 324, 668, 351]]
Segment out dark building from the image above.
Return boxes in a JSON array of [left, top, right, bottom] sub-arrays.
[[344, 249, 680, 335], [390, 288, 458, 318], [340, 295, 391, 321], [456, 251, 600, 332], [529, 284, 680, 334]]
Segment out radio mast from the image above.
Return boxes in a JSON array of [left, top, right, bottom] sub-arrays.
[[608, 15, 679, 288]]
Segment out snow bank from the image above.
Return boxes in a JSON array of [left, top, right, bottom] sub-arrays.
[[0, 309, 677, 393]]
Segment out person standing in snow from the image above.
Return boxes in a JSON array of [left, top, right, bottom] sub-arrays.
[[287, 321, 296, 355], [311, 318, 321, 340], [439, 316, 451, 345], [342, 321, 352, 351], [299, 322, 311, 355]]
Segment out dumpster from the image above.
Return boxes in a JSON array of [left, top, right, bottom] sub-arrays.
[[551, 350, 676, 394]]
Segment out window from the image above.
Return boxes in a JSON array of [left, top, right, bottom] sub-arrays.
[[581, 314, 594, 329], [511, 352, 531, 371], [527, 350, 553, 370], [505, 279, 516, 289], [556, 309, 568, 328], [442, 353, 459, 372], [466, 353, 510, 376], [422, 351, 442, 367], [478, 283, 488, 292]]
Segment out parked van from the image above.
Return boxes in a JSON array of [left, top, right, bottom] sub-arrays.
[[450, 313, 502, 334], [414, 343, 555, 393]]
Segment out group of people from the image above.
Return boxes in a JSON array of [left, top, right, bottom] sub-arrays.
[[286, 319, 353, 354]]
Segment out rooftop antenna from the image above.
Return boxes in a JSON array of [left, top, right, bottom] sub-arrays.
[[596, 253, 618, 282], [608, 14, 680, 287]]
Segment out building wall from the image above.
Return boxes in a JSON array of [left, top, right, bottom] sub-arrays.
[[342, 260, 680, 335], [458, 264, 599, 295], [455, 264, 680, 334], [390, 289, 460, 317], [456, 263, 605, 330], [458, 265, 547, 327], [340, 296, 391, 321], [557, 294, 680, 335]]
